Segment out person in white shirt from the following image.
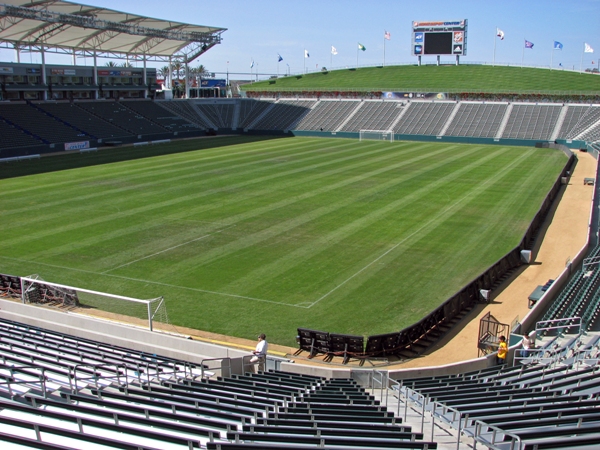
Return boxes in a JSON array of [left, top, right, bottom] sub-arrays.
[[250, 333, 268, 373], [520, 333, 532, 357]]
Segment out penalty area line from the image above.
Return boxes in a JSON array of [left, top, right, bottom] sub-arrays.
[[0, 255, 307, 309], [102, 225, 236, 274], [308, 207, 450, 308]]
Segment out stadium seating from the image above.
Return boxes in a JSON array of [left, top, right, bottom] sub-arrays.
[[340, 100, 404, 132], [385, 331, 600, 449], [35, 101, 130, 140], [393, 102, 457, 136], [2, 98, 600, 152], [156, 100, 212, 129], [236, 98, 275, 129], [0, 117, 43, 150], [250, 99, 316, 130], [121, 100, 202, 134], [444, 102, 508, 138], [0, 103, 89, 145], [194, 100, 237, 129], [76, 101, 169, 136], [0, 316, 439, 449], [501, 104, 563, 140], [294, 99, 360, 131]]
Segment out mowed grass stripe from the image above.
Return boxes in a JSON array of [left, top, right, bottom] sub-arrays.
[[210, 145, 492, 302], [2, 138, 390, 245], [443, 152, 564, 282], [115, 143, 477, 283], [2, 136, 308, 197], [6, 140, 433, 260], [1, 137, 358, 218]]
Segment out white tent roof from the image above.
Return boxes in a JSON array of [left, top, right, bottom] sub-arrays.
[[0, 0, 226, 61]]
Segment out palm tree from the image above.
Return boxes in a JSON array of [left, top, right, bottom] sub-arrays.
[[158, 65, 170, 87], [196, 64, 208, 77], [171, 61, 182, 81], [105, 61, 118, 67]]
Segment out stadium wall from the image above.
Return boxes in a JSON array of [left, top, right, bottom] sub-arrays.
[[290, 130, 587, 149]]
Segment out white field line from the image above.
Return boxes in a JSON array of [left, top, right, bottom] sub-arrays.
[[102, 225, 235, 274], [308, 214, 439, 308], [309, 148, 531, 308], [0, 255, 303, 308]]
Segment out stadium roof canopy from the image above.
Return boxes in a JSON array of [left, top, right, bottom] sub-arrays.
[[0, 0, 226, 62]]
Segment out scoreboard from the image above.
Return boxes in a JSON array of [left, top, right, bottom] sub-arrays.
[[412, 20, 468, 56]]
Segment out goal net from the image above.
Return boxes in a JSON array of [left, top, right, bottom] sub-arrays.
[[359, 129, 394, 142], [20, 275, 169, 331]]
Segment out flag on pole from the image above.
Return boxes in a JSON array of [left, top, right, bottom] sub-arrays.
[[304, 49, 310, 58], [331, 46, 338, 55], [384, 31, 391, 40], [585, 43, 594, 53], [496, 28, 504, 40], [277, 53, 283, 62], [553, 41, 563, 50], [250, 59, 254, 68], [525, 40, 534, 49], [358, 43, 366, 51]]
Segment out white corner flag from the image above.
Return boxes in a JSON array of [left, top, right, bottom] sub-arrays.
[[496, 28, 505, 40], [304, 49, 310, 58], [331, 46, 338, 55], [585, 42, 594, 53]]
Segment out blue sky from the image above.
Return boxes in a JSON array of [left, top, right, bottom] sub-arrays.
[[1, 0, 599, 78]]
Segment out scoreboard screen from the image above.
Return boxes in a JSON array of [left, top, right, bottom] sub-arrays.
[[412, 20, 467, 56]]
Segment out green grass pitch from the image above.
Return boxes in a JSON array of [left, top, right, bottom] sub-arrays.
[[0, 136, 567, 346]]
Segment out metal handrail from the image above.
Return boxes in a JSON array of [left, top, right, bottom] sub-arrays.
[[70, 363, 127, 393], [0, 364, 49, 398], [200, 357, 231, 379], [473, 419, 522, 450]]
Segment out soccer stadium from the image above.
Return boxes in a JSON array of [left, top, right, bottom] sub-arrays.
[[1, 1, 600, 448]]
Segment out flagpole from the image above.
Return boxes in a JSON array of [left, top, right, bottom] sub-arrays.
[[357, 43, 359, 69], [521, 39, 525, 68], [330, 45, 332, 68], [580, 45, 584, 73], [493, 27, 497, 66], [550, 46, 553, 70], [383, 33, 386, 67], [303, 48, 306, 74]]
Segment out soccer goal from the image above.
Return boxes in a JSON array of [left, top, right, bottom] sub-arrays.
[[20, 275, 169, 331], [359, 129, 395, 142]]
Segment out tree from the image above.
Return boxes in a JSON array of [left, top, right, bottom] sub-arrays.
[[105, 61, 118, 67]]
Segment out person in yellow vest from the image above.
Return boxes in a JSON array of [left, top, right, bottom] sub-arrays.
[[497, 335, 508, 365]]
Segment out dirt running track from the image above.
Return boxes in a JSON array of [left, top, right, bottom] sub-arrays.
[[75, 151, 598, 369]]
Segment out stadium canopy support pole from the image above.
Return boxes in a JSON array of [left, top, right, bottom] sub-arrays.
[[143, 55, 147, 99], [185, 60, 189, 99], [93, 51, 98, 99], [41, 44, 47, 101]]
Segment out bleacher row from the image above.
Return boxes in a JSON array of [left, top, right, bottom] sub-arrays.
[[390, 331, 600, 449], [2, 98, 600, 152], [539, 244, 600, 332], [0, 100, 203, 150], [0, 317, 439, 449], [167, 98, 599, 141]]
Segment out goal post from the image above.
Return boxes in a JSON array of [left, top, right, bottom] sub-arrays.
[[20, 275, 169, 331], [359, 129, 395, 142]]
